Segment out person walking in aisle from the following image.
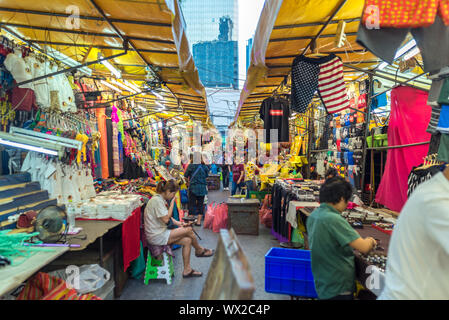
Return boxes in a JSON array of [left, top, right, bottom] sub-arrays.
[[184, 153, 209, 226], [231, 159, 245, 196], [378, 165, 449, 300], [221, 152, 231, 191], [144, 180, 214, 278], [307, 177, 377, 300]]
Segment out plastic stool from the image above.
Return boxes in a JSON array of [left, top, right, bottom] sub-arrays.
[[144, 251, 174, 285]]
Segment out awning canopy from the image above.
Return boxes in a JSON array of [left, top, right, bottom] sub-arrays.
[[0, 0, 210, 123], [236, 0, 431, 122]]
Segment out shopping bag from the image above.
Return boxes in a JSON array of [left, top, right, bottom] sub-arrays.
[[180, 189, 188, 204], [261, 210, 272, 228], [212, 204, 228, 233], [203, 202, 216, 230]]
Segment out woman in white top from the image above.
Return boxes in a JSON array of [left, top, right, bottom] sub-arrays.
[[144, 180, 214, 278]]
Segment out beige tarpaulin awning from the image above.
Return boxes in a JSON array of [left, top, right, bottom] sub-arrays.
[[0, 0, 210, 123], [235, 0, 430, 122]]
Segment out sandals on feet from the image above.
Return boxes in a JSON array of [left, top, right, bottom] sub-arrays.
[[182, 269, 203, 278], [195, 248, 214, 258]]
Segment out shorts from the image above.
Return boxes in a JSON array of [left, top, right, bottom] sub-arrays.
[[147, 229, 171, 246], [291, 54, 350, 114], [357, 15, 449, 74]]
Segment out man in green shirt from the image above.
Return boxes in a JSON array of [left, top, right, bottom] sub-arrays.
[[306, 177, 377, 300]]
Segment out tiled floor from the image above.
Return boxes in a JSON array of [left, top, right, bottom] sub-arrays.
[[118, 189, 289, 300]]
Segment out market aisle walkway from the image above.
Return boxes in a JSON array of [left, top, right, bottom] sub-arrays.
[[119, 189, 289, 300]]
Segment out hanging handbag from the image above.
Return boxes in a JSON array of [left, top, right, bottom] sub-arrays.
[[17, 210, 38, 229]]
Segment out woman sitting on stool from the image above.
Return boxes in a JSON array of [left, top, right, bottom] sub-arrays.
[[144, 180, 214, 278]]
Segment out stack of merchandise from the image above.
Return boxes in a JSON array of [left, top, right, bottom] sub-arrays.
[[275, 179, 322, 202], [72, 192, 142, 221], [340, 207, 397, 230]]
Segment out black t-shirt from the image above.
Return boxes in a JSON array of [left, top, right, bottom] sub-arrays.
[[259, 97, 291, 143]]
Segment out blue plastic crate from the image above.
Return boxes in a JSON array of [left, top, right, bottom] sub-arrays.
[[265, 247, 318, 298]]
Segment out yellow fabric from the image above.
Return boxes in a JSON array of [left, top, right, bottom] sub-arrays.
[[290, 136, 303, 156], [244, 161, 257, 181]]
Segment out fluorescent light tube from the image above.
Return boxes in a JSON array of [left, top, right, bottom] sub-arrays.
[[44, 46, 92, 76], [110, 79, 137, 93], [100, 58, 121, 78], [101, 80, 121, 93], [138, 105, 146, 112], [151, 90, 163, 100], [155, 101, 166, 109], [403, 47, 421, 61], [0, 138, 58, 156], [125, 81, 141, 93], [378, 62, 388, 70], [394, 39, 417, 59]]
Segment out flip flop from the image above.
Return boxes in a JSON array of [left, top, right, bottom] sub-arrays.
[[195, 248, 214, 258], [182, 269, 203, 278]]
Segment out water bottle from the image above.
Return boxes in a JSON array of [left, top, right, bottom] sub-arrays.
[[66, 203, 76, 232]]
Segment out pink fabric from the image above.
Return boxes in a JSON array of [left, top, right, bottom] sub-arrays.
[[375, 86, 432, 212]]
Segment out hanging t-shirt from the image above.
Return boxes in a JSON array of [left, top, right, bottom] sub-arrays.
[[259, 97, 291, 143]]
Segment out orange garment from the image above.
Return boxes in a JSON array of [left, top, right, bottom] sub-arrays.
[[363, 0, 449, 28], [96, 108, 109, 179]]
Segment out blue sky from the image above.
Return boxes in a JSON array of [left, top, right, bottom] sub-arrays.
[[238, 0, 265, 88]]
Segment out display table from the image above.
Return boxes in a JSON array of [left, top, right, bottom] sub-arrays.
[[0, 247, 69, 297], [70, 220, 122, 251], [46, 207, 142, 298]]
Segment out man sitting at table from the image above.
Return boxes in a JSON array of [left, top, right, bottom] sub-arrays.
[[307, 177, 377, 300]]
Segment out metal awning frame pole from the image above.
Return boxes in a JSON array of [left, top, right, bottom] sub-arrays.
[[301, 0, 349, 55], [343, 64, 430, 92], [8, 41, 129, 89], [367, 141, 430, 151], [370, 71, 428, 100], [84, 88, 153, 109], [360, 74, 374, 198], [88, 0, 186, 117], [0, 7, 172, 28]]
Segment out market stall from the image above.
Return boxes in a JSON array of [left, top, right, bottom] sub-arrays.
[[233, 0, 446, 300], [0, 0, 212, 300]]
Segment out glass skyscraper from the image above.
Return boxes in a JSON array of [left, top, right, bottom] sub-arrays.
[[180, 0, 238, 46], [180, 0, 239, 88]]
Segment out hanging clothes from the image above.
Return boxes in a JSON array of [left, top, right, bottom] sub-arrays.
[[357, 14, 449, 74], [291, 53, 349, 114], [106, 118, 114, 178], [259, 96, 291, 143], [112, 122, 121, 177], [96, 108, 109, 179], [362, 0, 449, 28], [375, 86, 432, 212]]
